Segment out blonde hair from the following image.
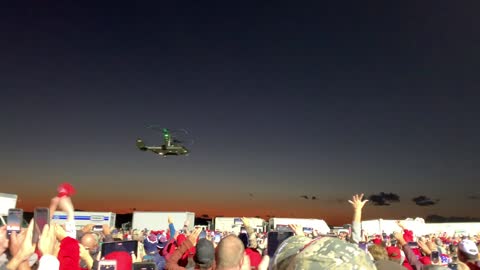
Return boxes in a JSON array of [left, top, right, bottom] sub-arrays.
[[368, 244, 388, 261]]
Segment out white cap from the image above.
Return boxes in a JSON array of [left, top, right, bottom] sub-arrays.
[[458, 239, 479, 256]]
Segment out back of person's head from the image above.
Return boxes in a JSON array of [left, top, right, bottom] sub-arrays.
[[195, 238, 215, 270], [104, 251, 133, 270], [269, 236, 376, 270], [215, 235, 245, 270], [368, 244, 389, 261], [81, 232, 100, 255], [143, 233, 159, 254], [457, 239, 479, 262], [386, 246, 402, 264]]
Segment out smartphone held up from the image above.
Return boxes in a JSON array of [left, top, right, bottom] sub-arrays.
[[267, 231, 294, 257], [92, 225, 104, 232], [97, 259, 117, 270], [7, 208, 23, 236], [430, 250, 440, 264], [32, 207, 50, 243]]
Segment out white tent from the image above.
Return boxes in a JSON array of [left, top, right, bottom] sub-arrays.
[[361, 218, 427, 236]]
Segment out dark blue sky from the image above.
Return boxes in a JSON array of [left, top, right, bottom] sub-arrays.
[[1, 1, 479, 225]]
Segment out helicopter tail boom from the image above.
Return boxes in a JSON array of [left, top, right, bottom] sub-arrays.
[[136, 139, 148, 151]]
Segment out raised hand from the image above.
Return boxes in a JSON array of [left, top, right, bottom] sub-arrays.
[[79, 243, 90, 260], [392, 231, 407, 246], [8, 227, 26, 257], [241, 217, 251, 228], [49, 197, 61, 218], [288, 224, 304, 236], [0, 226, 8, 255], [348, 194, 368, 210], [187, 227, 203, 246], [13, 219, 36, 262], [81, 224, 94, 234], [417, 240, 432, 255], [55, 223, 68, 241], [38, 224, 57, 256], [396, 220, 406, 230], [102, 224, 112, 235]]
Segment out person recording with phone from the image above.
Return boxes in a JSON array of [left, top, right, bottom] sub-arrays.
[[5, 218, 62, 270], [77, 223, 118, 270], [238, 217, 262, 269], [165, 227, 215, 270]]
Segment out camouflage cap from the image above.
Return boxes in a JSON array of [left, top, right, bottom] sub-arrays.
[[269, 236, 376, 270]]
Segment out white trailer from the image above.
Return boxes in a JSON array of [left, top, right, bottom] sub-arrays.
[[132, 211, 195, 232], [361, 218, 427, 236], [268, 218, 330, 234], [52, 211, 116, 230], [0, 193, 18, 226], [214, 217, 266, 234], [424, 222, 480, 236]]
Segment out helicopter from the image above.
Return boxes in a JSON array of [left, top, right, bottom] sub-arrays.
[[136, 127, 190, 157]]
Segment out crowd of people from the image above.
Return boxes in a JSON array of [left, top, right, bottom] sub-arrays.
[[1, 188, 479, 270]]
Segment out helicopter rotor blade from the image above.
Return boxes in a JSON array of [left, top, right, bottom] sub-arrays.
[[146, 125, 188, 135], [146, 125, 165, 133], [145, 126, 193, 145], [169, 128, 189, 136]]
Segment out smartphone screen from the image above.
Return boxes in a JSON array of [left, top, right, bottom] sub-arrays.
[[214, 234, 221, 243], [101, 240, 138, 258], [7, 208, 23, 235], [97, 259, 117, 270], [447, 263, 458, 270], [408, 242, 418, 248], [267, 231, 294, 257], [303, 227, 313, 234], [93, 225, 104, 232], [430, 250, 440, 264], [133, 262, 157, 270], [32, 207, 50, 243]]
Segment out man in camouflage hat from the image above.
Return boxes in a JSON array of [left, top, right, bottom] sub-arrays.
[[269, 235, 376, 270]]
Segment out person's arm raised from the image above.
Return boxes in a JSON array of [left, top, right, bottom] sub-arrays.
[[6, 220, 36, 270], [394, 231, 426, 270], [348, 194, 368, 224], [288, 224, 304, 237], [102, 224, 114, 243], [348, 194, 368, 244], [396, 220, 406, 231], [79, 244, 94, 270], [165, 228, 202, 270], [241, 217, 258, 248], [168, 216, 176, 240], [0, 226, 8, 256], [37, 224, 60, 270]]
